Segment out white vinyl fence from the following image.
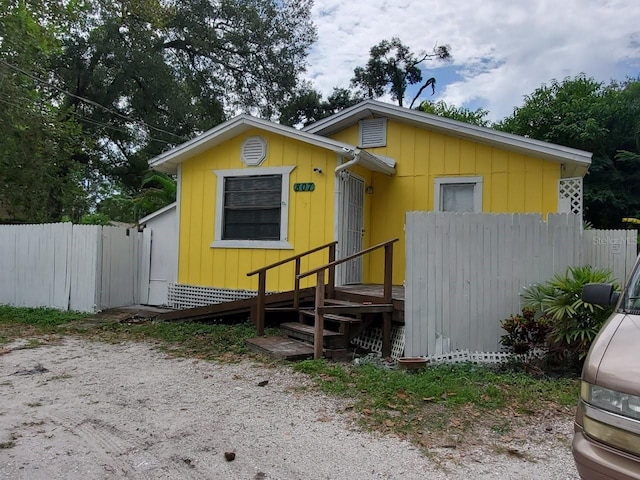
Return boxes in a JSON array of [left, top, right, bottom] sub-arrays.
[[0, 223, 146, 312], [405, 213, 638, 357]]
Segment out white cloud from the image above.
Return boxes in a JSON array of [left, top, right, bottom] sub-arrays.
[[305, 0, 640, 120]]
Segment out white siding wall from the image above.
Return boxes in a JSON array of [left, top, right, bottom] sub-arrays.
[[405, 213, 637, 356], [0, 223, 142, 312], [139, 205, 178, 306]]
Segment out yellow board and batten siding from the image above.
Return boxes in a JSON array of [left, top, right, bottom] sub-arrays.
[[330, 119, 562, 285], [178, 128, 338, 292]]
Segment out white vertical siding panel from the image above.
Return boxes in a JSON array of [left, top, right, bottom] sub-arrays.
[[404, 213, 635, 355], [425, 213, 438, 355], [0, 226, 16, 304], [69, 225, 100, 312]]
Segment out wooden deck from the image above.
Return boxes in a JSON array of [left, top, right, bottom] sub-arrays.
[[336, 284, 405, 301]]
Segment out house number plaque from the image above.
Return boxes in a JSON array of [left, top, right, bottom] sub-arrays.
[[293, 182, 315, 192]]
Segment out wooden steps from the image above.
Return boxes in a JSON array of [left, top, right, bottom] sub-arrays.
[[280, 322, 345, 348], [246, 336, 314, 361]]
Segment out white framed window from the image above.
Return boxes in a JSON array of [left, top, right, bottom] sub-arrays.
[[434, 176, 483, 213], [359, 118, 387, 147], [212, 166, 295, 249]]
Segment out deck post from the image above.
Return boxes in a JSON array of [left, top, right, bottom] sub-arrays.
[[382, 312, 392, 358], [256, 271, 266, 336], [293, 257, 301, 309], [382, 243, 394, 357], [383, 243, 393, 303], [314, 269, 325, 359], [327, 244, 336, 299]]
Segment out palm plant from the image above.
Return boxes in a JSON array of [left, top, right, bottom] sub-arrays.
[[521, 266, 618, 360]]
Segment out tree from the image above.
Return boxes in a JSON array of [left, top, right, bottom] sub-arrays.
[[279, 86, 364, 127], [0, 0, 89, 222], [417, 100, 490, 127], [497, 75, 640, 228], [351, 37, 450, 108], [1, 0, 316, 222], [55, 0, 316, 196]]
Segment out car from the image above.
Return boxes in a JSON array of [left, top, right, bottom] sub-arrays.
[[573, 271, 640, 479]]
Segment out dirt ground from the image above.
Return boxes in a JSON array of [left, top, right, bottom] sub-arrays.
[[0, 337, 579, 479]]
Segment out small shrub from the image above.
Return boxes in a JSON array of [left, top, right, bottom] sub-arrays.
[[500, 307, 549, 354]]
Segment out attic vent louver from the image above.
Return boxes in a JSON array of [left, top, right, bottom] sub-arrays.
[[359, 118, 387, 148], [241, 136, 267, 166]]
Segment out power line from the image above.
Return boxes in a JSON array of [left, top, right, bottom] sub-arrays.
[[0, 59, 190, 142], [0, 96, 174, 145]]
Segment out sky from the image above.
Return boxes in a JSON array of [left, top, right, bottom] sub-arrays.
[[304, 0, 640, 121]]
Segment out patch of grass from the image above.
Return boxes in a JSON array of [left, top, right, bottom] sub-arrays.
[[293, 360, 579, 448], [0, 306, 88, 342], [25, 402, 42, 407], [89, 320, 279, 360], [0, 440, 15, 449]]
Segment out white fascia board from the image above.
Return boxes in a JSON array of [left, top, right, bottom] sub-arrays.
[[138, 202, 177, 224], [357, 150, 396, 175], [148, 115, 361, 174], [305, 100, 592, 175]]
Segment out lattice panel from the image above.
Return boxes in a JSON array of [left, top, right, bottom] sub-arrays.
[[351, 325, 405, 359], [558, 177, 583, 216], [168, 283, 256, 310], [423, 348, 547, 365]]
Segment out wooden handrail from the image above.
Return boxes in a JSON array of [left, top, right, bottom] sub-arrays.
[[246, 241, 338, 277], [297, 237, 399, 360], [297, 238, 399, 280], [246, 241, 337, 335]]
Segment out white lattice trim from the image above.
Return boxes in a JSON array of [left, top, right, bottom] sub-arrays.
[[558, 177, 583, 216], [167, 283, 257, 310], [351, 325, 405, 359], [422, 348, 547, 365]]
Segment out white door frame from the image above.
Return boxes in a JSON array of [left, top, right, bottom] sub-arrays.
[[334, 169, 365, 285]]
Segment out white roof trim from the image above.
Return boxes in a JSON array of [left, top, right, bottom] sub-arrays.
[[148, 115, 395, 175], [138, 202, 176, 224], [304, 100, 592, 177]]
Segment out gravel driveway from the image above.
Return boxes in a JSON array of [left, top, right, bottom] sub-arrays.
[[0, 338, 579, 479]]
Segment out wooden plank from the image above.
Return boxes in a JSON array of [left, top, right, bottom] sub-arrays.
[[245, 336, 314, 360], [158, 287, 316, 322]]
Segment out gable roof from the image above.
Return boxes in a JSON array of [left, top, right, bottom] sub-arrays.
[[138, 202, 176, 225], [304, 100, 592, 177], [148, 114, 396, 175]]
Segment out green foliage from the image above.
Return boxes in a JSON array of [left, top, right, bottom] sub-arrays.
[[94, 171, 177, 223], [0, 0, 90, 222], [497, 75, 640, 227], [351, 37, 451, 108], [418, 100, 490, 127], [79, 212, 112, 225], [294, 359, 578, 440], [500, 307, 550, 354], [0, 0, 316, 222], [521, 266, 618, 360], [0, 305, 86, 326], [279, 86, 364, 127]]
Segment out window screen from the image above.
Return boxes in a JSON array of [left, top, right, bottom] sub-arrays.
[[441, 183, 475, 212], [222, 175, 282, 240]]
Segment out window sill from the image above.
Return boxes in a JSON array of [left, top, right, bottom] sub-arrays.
[[210, 240, 294, 250]]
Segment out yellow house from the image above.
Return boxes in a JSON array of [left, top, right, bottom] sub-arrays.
[[149, 100, 591, 303]]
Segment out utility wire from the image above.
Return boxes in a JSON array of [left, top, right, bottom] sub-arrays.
[[0, 59, 189, 142], [0, 96, 174, 145]]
